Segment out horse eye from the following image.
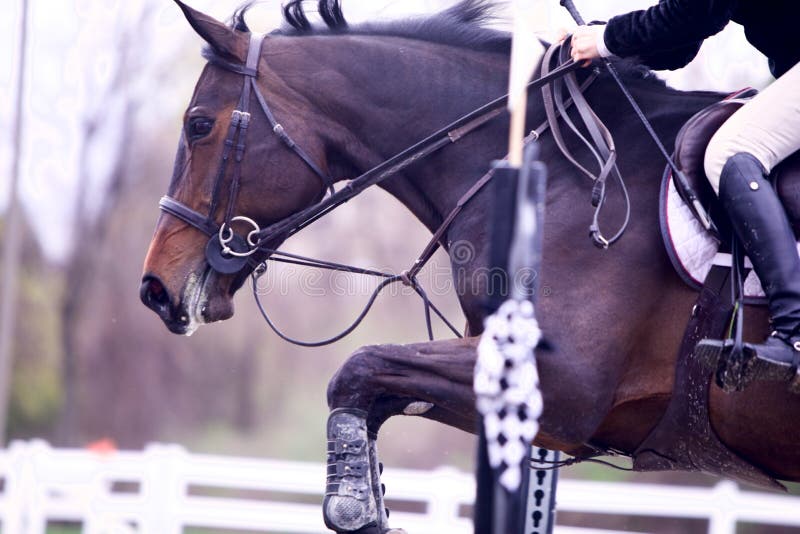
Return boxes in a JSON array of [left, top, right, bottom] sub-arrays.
[[187, 118, 214, 140]]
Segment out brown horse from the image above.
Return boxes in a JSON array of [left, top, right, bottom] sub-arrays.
[[140, 1, 800, 532]]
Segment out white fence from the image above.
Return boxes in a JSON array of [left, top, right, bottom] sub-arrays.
[[0, 440, 798, 534]]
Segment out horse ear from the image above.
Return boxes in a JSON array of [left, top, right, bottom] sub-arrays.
[[173, 0, 246, 61]]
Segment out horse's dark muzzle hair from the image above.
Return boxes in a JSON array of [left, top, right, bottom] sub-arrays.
[[140, 274, 190, 334]]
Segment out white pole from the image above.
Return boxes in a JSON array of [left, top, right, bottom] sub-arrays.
[[0, 0, 30, 445]]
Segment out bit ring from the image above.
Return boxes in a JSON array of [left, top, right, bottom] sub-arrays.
[[218, 216, 261, 257]]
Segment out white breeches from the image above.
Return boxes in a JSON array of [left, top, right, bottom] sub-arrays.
[[704, 61, 800, 193]]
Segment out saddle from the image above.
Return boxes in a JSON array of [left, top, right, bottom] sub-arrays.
[[661, 90, 800, 299], [674, 89, 800, 236]]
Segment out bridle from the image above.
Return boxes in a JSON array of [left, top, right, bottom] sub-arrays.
[[157, 31, 602, 345], [159, 32, 336, 275]]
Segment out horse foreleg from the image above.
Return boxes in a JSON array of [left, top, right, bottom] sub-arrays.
[[328, 337, 480, 430], [323, 338, 479, 534]]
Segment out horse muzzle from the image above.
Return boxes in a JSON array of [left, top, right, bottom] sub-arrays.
[[140, 274, 193, 334], [140, 269, 234, 335]]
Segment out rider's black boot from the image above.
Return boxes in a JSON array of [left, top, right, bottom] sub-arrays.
[[696, 152, 800, 391]]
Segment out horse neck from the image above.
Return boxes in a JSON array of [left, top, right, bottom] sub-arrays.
[[267, 34, 512, 234], [266, 34, 723, 246]]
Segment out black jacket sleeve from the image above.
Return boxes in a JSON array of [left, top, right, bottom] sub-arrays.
[[632, 43, 704, 71], [604, 0, 735, 69]]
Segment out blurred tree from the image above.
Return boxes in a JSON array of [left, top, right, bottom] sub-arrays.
[[55, 5, 152, 445], [53, 11, 266, 446], [0, 215, 63, 439], [0, 0, 30, 445]]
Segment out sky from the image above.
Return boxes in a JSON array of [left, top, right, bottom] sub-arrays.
[[0, 0, 771, 260]]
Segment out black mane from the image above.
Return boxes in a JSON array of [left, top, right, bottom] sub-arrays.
[[233, 0, 511, 54], [231, 1, 256, 33], [226, 0, 668, 84]]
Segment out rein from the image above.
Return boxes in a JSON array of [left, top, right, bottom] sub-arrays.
[[247, 60, 582, 248], [540, 42, 629, 248], [159, 33, 609, 346]]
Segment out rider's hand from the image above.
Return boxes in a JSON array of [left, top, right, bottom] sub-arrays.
[[564, 25, 607, 65]]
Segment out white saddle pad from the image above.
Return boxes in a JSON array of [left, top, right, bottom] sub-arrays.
[[658, 171, 800, 302]]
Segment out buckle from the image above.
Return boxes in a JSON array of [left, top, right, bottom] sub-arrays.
[[327, 438, 365, 456], [332, 460, 368, 478], [341, 481, 370, 501], [239, 112, 251, 129], [231, 110, 251, 127]]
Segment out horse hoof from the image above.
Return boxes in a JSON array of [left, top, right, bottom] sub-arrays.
[[324, 409, 379, 533]]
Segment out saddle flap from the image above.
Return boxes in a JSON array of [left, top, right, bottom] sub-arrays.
[[673, 89, 757, 211]]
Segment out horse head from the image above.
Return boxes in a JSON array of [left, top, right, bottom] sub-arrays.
[[140, 1, 331, 335]]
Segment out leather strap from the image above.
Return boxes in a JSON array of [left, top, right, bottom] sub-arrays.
[[246, 33, 263, 71], [540, 40, 630, 248], [201, 51, 257, 77], [249, 58, 584, 247], [249, 80, 336, 196], [159, 196, 218, 237], [165, 32, 336, 238], [406, 45, 600, 280]]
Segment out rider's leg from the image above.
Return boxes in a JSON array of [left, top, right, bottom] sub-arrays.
[[704, 63, 800, 195], [717, 153, 800, 364], [701, 63, 800, 379]]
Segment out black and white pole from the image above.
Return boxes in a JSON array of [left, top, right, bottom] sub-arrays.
[[474, 146, 547, 534], [526, 448, 560, 534], [473, 4, 549, 531]]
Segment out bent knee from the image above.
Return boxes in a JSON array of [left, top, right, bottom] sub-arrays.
[[327, 345, 385, 409], [704, 135, 736, 195], [705, 134, 775, 195]]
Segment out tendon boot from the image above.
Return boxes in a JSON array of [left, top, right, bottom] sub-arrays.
[[323, 408, 383, 533], [695, 153, 800, 391], [367, 440, 391, 527]]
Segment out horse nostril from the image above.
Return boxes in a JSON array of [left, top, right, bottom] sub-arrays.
[[140, 275, 170, 311]]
